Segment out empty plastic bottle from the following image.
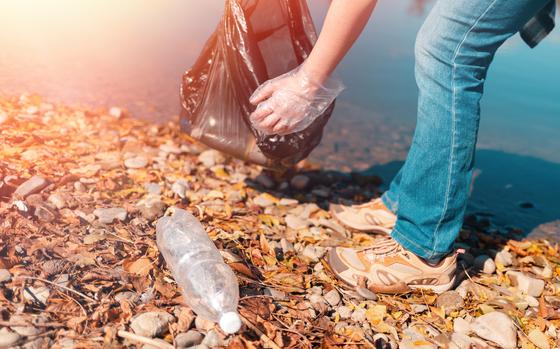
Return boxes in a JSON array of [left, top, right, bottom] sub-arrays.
[[156, 208, 241, 334]]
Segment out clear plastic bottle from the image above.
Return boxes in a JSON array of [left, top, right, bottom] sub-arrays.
[[156, 208, 241, 334]]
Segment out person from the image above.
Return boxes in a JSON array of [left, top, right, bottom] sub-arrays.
[[249, 0, 556, 293]]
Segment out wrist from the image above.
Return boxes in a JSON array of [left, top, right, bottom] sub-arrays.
[[299, 62, 330, 86]]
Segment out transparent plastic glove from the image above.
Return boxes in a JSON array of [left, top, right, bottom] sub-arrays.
[[249, 66, 344, 135]]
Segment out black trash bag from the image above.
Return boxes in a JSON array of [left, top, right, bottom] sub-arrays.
[[180, 0, 336, 170]]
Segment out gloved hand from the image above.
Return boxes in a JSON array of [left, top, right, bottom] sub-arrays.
[[249, 65, 344, 135]]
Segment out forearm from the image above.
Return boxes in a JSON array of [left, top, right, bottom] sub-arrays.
[[302, 0, 378, 82]]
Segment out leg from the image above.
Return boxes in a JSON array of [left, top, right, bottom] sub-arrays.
[[391, 0, 551, 260]]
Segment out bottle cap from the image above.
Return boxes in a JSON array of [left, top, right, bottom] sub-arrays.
[[219, 312, 242, 334]]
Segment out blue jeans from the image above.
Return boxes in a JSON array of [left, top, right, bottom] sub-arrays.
[[381, 0, 551, 260]]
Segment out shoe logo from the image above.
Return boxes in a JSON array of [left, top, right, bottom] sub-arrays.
[[408, 278, 439, 286]]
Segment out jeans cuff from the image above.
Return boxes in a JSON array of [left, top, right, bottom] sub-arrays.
[[390, 228, 448, 261], [381, 192, 398, 214]]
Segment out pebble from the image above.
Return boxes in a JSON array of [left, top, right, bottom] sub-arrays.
[[450, 332, 474, 349], [23, 286, 50, 304], [175, 331, 204, 348], [336, 306, 352, 320], [280, 238, 294, 254], [0, 111, 7, 124], [114, 291, 137, 303], [264, 287, 287, 301], [453, 317, 471, 334], [506, 271, 545, 297], [290, 175, 310, 190], [144, 183, 161, 195], [0, 328, 21, 348], [278, 198, 298, 206], [253, 194, 275, 207], [495, 250, 513, 267], [399, 327, 436, 349], [93, 207, 128, 224], [124, 156, 148, 169], [411, 304, 428, 314], [255, 173, 275, 189], [474, 254, 496, 274], [528, 329, 550, 349], [301, 245, 326, 262], [159, 142, 183, 154], [436, 291, 464, 315], [109, 106, 125, 118], [47, 193, 67, 209], [324, 289, 341, 306], [130, 311, 175, 338], [195, 317, 215, 331], [350, 308, 367, 323], [0, 269, 11, 283], [141, 338, 170, 349], [136, 196, 166, 221], [14, 176, 48, 198], [202, 329, 224, 348], [471, 312, 517, 349], [356, 286, 378, 301], [308, 294, 325, 306], [172, 181, 188, 198], [285, 214, 309, 230], [198, 150, 225, 167]]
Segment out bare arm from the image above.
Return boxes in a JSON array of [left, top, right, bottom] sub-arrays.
[[250, 0, 378, 135]]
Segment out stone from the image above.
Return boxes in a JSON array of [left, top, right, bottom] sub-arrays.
[[115, 291, 136, 303], [0, 111, 8, 124], [474, 255, 496, 274], [264, 287, 287, 300], [141, 338, 170, 349], [308, 293, 325, 306], [280, 238, 294, 254], [471, 312, 517, 349], [0, 328, 21, 348], [195, 317, 215, 331], [198, 150, 225, 167], [202, 329, 224, 348], [109, 106, 125, 118], [495, 250, 513, 267], [301, 245, 326, 262], [450, 332, 475, 349], [453, 317, 471, 334], [47, 193, 67, 209], [130, 311, 175, 338], [175, 331, 205, 348], [144, 183, 161, 195], [356, 287, 378, 301], [411, 304, 428, 314], [336, 306, 352, 320], [351, 308, 367, 323], [255, 174, 275, 189], [172, 181, 189, 198], [399, 327, 436, 349], [278, 198, 298, 206], [0, 269, 11, 283], [285, 214, 309, 230], [506, 271, 545, 297], [23, 286, 50, 304], [93, 207, 128, 224], [159, 142, 183, 154], [124, 156, 148, 169], [324, 289, 341, 306], [290, 175, 310, 190], [14, 176, 48, 198], [253, 194, 275, 207], [137, 196, 166, 221], [528, 329, 550, 349], [436, 291, 464, 315]]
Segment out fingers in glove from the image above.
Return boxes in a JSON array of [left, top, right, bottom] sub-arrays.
[[272, 119, 292, 135], [249, 81, 275, 105], [249, 101, 273, 123], [258, 113, 281, 134]]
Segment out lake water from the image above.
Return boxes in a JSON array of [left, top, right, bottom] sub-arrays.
[[0, 0, 558, 233]]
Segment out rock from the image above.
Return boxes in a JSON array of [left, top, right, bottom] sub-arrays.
[[175, 331, 204, 348], [336, 306, 352, 320], [308, 294, 325, 306], [172, 181, 188, 198], [0, 269, 11, 283], [436, 291, 464, 315], [144, 183, 161, 195], [0, 328, 21, 348], [255, 174, 275, 189], [285, 214, 309, 230], [109, 106, 125, 118], [280, 238, 294, 254], [93, 207, 128, 224], [47, 193, 67, 209], [290, 175, 310, 190], [506, 271, 545, 297], [137, 196, 166, 221], [253, 194, 275, 207], [474, 255, 496, 274], [356, 286, 378, 301], [278, 198, 298, 206], [351, 308, 367, 323], [324, 289, 341, 306], [202, 329, 225, 348], [130, 311, 175, 338], [399, 327, 436, 349], [301, 245, 326, 262], [471, 312, 517, 349], [198, 150, 225, 167], [124, 156, 148, 169], [528, 329, 550, 349], [453, 317, 471, 334], [495, 250, 513, 267], [0, 111, 8, 125], [115, 291, 136, 303], [23, 286, 50, 304], [450, 332, 474, 349], [141, 338, 170, 349], [264, 287, 287, 300], [159, 142, 183, 154], [411, 304, 428, 314], [14, 176, 48, 198]]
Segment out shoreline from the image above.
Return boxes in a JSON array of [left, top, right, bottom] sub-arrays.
[[1, 95, 559, 348]]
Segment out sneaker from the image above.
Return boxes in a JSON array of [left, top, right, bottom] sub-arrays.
[[327, 237, 459, 294], [330, 198, 396, 234]]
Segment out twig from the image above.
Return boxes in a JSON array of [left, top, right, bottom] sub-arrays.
[[16, 276, 98, 303], [117, 330, 174, 349], [240, 315, 282, 349], [0, 320, 64, 328]]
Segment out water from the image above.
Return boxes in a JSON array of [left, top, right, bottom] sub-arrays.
[[0, 0, 558, 232]]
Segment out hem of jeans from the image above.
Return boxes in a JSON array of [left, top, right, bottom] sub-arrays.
[[381, 192, 398, 214], [390, 228, 448, 261]]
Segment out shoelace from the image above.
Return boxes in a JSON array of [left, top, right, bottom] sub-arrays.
[[361, 237, 403, 262]]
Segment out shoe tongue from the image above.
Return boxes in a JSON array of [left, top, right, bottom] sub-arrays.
[[363, 238, 401, 259]]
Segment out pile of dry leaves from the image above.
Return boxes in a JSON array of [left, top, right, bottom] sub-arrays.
[[1, 95, 559, 349]]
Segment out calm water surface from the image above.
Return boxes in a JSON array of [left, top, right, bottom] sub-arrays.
[[0, 0, 558, 232]]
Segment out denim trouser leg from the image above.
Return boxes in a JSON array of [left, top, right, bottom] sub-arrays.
[[387, 0, 551, 260]]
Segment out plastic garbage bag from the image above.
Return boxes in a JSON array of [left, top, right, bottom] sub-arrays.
[[180, 0, 337, 170]]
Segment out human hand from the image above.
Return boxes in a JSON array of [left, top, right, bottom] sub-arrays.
[[249, 65, 344, 135]]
